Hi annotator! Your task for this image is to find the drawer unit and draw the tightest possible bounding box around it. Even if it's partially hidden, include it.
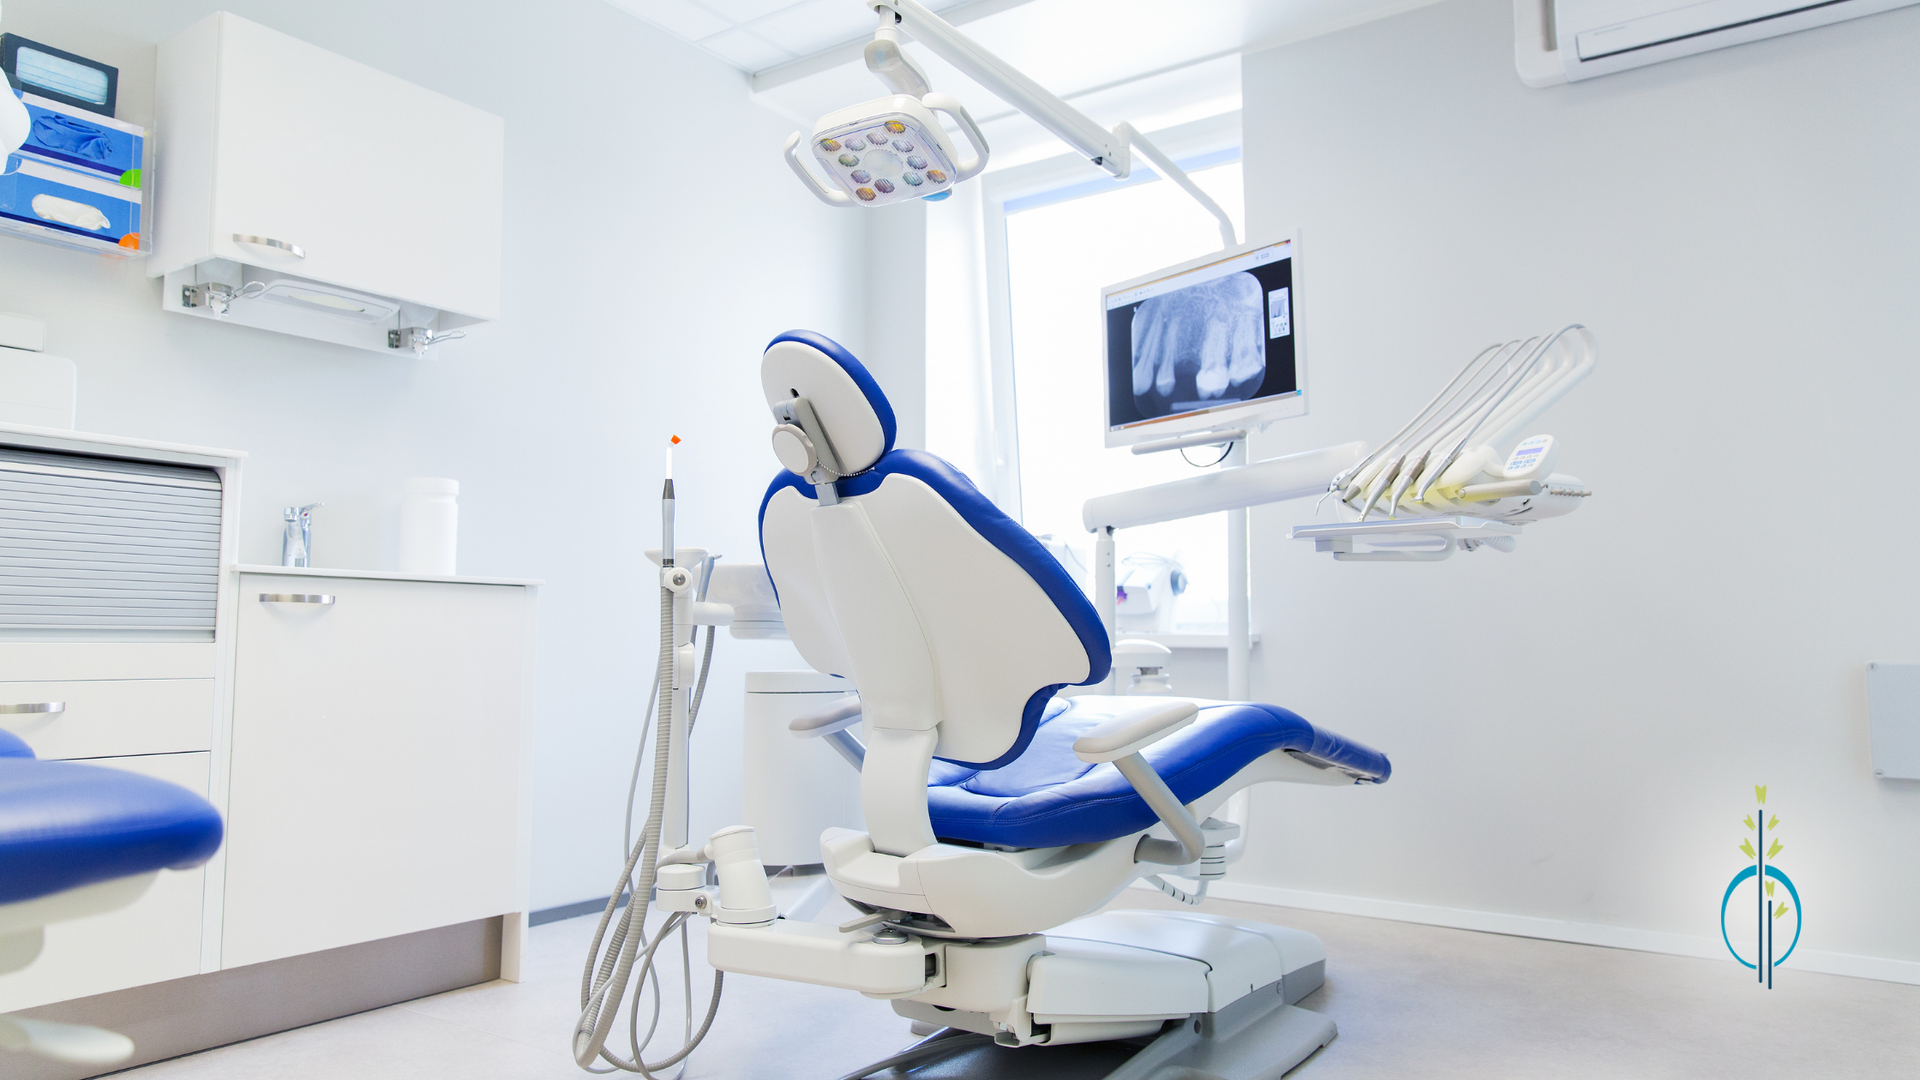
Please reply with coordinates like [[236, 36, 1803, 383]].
[[0, 425, 240, 1014], [0, 678, 214, 759], [0, 751, 211, 1013], [0, 641, 217, 681]]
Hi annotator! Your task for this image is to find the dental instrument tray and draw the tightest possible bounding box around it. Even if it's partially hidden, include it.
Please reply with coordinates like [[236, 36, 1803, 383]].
[[1291, 515, 1522, 561]]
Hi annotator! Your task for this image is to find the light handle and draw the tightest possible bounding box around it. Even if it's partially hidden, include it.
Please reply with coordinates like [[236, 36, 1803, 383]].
[[921, 93, 988, 182], [783, 132, 853, 207]]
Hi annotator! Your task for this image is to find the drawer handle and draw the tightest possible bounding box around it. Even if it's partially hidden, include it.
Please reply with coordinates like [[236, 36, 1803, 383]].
[[232, 234, 306, 259], [0, 702, 64, 715], [260, 593, 335, 605]]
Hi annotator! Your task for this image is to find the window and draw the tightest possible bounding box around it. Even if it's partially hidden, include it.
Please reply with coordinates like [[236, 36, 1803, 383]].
[[1003, 160, 1246, 634]]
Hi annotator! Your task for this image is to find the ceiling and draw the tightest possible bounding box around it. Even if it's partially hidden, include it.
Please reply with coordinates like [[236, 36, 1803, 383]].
[[603, 0, 978, 73], [606, 0, 1442, 168]]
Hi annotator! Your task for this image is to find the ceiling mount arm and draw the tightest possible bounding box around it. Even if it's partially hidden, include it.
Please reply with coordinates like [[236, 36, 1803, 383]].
[[1113, 122, 1238, 250], [870, 1, 1237, 248], [870, 0, 1126, 177], [865, 10, 932, 98]]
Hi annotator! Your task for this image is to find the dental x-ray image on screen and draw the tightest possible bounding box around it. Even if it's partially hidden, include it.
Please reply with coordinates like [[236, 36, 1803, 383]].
[[1103, 238, 1300, 445], [1130, 271, 1266, 416]]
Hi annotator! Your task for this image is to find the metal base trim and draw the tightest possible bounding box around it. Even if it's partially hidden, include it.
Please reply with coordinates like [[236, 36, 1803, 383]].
[[2, 917, 501, 1080]]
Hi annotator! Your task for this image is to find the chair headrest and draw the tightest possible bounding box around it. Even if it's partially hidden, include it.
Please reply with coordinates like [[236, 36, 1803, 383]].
[[762, 331, 897, 477]]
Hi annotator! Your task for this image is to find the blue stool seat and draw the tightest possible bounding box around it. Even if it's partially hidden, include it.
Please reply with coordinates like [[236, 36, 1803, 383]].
[[0, 730, 31, 759], [927, 698, 1391, 850], [0, 738, 224, 906]]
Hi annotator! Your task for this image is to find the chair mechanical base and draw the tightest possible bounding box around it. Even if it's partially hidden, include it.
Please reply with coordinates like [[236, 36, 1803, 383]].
[[868, 991, 1335, 1080]]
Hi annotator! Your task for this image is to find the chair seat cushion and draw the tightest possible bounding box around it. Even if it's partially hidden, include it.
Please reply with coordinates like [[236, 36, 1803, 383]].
[[0, 759, 224, 905], [926, 696, 1390, 850]]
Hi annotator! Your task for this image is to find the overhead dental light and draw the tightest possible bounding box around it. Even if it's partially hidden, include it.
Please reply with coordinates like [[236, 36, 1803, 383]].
[[785, 10, 986, 207], [0, 6, 30, 159], [791, 92, 985, 206], [784, 0, 1239, 249]]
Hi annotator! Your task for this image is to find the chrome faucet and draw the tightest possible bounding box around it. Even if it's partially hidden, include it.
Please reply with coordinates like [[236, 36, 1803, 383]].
[[282, 503, 322, 567]]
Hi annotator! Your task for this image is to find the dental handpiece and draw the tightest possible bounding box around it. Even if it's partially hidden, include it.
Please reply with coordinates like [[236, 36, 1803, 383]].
[[1346, 339, 1520, 508], [662, 438, 677, 567]]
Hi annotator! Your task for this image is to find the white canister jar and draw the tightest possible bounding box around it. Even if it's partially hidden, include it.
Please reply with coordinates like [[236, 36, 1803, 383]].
[[398, 477, 459, 576]]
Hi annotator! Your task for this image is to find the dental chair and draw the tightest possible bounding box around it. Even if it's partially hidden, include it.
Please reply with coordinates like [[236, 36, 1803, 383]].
[[705, 331, 1390, 1080], [0, 729, 224, 1066]]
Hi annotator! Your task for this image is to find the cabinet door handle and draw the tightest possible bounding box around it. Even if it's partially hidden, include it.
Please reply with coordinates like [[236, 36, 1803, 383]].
[[260, 593, 335, 605], [232, 234, 306, 259], [0, 702, 64, 715]]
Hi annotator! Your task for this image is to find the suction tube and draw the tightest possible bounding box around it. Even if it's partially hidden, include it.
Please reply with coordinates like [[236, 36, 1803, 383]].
[[573, 474, 724, 1075]]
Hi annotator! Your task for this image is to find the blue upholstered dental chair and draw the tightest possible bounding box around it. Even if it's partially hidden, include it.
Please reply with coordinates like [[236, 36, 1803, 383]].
[[752, 331, 1389, 1078], [0, 729, 224, 1065]]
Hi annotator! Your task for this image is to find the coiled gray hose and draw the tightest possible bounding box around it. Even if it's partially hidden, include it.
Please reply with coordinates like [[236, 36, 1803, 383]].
[[579, 557, 728, 1076], [573, 575, 679, 1069]]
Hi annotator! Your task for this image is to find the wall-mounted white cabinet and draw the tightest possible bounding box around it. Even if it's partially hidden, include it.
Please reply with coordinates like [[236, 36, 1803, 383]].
[[151, 12, 503, 354]]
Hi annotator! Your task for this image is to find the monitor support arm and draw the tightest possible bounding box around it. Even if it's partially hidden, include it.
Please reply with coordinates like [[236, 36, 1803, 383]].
[[869, 0, 1238, 249], [1113, 121, 1238, 249]]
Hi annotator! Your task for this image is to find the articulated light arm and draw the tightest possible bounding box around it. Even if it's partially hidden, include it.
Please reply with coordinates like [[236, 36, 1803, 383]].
[[1114, 121, 1238, 249], [872, 0, 1122, 173], [870, 0, 1237, 248]]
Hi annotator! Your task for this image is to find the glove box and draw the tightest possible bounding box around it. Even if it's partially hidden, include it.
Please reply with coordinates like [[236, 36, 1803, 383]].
[[0, 155, 142, 252], [13, 93, 144, 185]]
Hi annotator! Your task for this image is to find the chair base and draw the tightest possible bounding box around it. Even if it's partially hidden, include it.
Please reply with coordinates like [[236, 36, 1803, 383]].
[[861, 995, 1335, 1080], [877, 909, 1334, 1078]]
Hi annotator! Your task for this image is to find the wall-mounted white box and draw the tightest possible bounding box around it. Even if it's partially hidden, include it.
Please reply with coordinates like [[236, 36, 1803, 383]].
[[151, 12, 503, 355], [1867, 662, 1920, 780]]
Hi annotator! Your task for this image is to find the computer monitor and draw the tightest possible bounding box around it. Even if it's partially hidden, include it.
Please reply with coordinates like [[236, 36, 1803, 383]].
[[1101, 233, 1304, 449]]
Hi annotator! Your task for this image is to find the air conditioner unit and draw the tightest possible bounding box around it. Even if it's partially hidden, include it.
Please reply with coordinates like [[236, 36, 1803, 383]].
[[1514, 0, 1919, 86]]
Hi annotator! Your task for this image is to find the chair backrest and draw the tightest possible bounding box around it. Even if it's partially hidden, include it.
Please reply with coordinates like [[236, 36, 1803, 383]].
[[757, 332, 1109, 769]]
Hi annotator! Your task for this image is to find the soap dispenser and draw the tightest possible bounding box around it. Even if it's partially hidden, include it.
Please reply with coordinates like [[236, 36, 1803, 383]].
[[282, 503, 321, 567]]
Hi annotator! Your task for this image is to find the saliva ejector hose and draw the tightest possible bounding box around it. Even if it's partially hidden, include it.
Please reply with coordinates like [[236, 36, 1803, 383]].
[[574, 438, 725, 1077]]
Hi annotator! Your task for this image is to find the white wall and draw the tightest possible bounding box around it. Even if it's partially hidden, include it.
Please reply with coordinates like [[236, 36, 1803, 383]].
[[0, 0, 891, 910], [861, 200, 927, 450], [1235, 0, 1920, 971]]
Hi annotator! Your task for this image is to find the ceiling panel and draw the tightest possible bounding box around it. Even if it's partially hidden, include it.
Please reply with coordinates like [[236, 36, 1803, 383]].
[[699, 25, 797, 69], [750, 0, 882, 57], [607, 0, 975, 75], [604, 0, 1442, 166], [604, 0, 733, 41]]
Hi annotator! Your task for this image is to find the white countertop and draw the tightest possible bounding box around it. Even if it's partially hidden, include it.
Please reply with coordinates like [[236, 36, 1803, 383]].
[[232, 564, 543, 588], [0, 421, 246, 467]]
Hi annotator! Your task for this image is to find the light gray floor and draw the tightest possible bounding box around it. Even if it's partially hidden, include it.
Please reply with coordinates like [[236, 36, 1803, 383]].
[[116, 892, 1920, 1080]]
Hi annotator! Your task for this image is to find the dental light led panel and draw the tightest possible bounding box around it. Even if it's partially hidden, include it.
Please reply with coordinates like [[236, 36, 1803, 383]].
[[785, 92, 985, 207]]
